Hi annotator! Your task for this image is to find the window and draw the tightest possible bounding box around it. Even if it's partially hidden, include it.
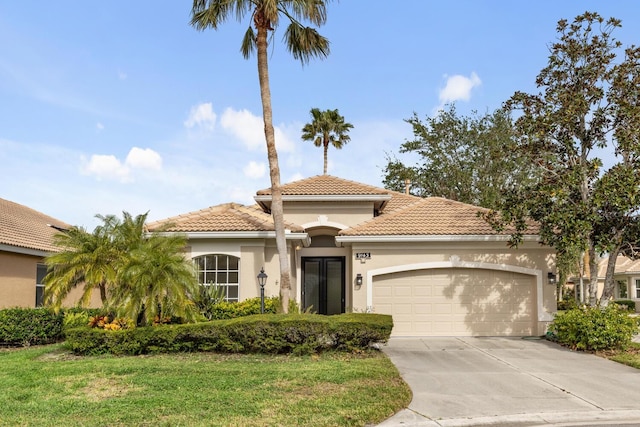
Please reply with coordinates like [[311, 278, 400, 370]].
[[194, 254, 240, 302], [617, 280, 628, 299], [36, 264, 47, 307], [635, 279, 640, 299]]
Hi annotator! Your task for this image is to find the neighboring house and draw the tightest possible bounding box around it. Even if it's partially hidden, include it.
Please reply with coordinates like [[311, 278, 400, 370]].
[[570, 256, 640, 308], [0, 198, 69, 308], [0, 198, 102, 309], [148, 175, 556, 337]]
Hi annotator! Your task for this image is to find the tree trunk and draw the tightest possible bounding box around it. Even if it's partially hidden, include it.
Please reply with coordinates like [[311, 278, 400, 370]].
[[587, 243, 599, 307], [99, 282, 107, 304], [255, 13, 291, 313], [600, 245, 621, 306], [323, 141, 328, 174]]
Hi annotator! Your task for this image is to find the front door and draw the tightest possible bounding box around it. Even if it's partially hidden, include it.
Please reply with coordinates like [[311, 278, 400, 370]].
[[302, 257, 345, 315]]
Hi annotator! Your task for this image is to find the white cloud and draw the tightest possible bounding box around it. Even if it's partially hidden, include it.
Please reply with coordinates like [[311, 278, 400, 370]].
[[220, 107, 296, 153], [82, 154, 131, 182], [184, 102, 217, 130], [439, 72, 482, 104], [82, 147, 162, 182], [243, 161, 266, 179], [96, 122, 104, 132], [117, 70, 127, 80], [126, 147, 162, 171]]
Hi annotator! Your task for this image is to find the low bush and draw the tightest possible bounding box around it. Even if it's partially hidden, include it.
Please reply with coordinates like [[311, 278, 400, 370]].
[[0, 308, 64, 346], [549, 304, 639, 351], [65, 313, 393, 356], [557, 299, 577, 311]]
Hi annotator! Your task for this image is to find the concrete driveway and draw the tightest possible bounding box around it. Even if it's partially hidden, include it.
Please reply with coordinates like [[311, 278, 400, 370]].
[[378, 337, 640, 427]]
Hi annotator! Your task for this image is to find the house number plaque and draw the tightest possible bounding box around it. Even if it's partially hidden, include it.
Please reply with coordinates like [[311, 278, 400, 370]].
[[355, 252, 371, 260]]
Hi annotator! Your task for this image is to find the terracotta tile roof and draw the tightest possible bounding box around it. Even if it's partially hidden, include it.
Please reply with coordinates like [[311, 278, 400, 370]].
[[256, 175, 391, 196], [380, 190, 422, 214], [339, 197, 540, 236], [0, 198, 70, 253], [146, 203, 304, 233]]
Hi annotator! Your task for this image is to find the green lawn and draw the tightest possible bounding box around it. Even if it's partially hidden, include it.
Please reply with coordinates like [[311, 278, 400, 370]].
[[599, 342, 640, 369], [0, 344, 410, 427]]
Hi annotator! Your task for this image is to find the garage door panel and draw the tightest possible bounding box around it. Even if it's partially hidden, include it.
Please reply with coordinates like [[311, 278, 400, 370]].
[[372, 268, 534, 337]]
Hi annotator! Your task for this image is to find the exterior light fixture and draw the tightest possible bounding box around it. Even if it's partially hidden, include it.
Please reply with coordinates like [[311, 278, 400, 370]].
[[257, 267, 268, 313], [548, 272, 557, 285], [356, 273, 363, 286]]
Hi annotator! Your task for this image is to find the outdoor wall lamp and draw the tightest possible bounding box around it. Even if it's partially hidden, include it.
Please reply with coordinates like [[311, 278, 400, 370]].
[[355, 273, 363, 286], [257, 267, 268, 313], [548, 272, 557, 285]]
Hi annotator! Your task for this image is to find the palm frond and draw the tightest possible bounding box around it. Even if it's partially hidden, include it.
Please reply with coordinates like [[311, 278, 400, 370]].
[[283, 22, 330, 64]]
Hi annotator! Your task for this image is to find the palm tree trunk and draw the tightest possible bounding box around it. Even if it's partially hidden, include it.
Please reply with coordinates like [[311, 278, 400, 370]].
[[256, 13, 291, 313], [323, 141, 328, 174]]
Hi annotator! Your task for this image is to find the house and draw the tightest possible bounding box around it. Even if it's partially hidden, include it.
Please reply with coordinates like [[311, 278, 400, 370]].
[[0, 198, 69, 308], [569, 256, 640, 309], [148, 175, 556, 337]]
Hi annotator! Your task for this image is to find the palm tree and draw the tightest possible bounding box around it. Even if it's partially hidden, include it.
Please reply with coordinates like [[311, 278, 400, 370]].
[[112, 232, 200, 326], [190, 0, 332, 312], [44, 217, 122, 310], [44, 212, 199, 325], [301, 108, 353, 174]]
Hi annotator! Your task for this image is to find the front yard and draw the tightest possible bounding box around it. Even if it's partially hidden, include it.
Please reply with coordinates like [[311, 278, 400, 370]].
[[0, 344, 410, 427]]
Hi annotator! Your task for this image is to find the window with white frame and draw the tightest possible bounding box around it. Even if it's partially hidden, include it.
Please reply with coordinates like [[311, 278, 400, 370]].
[[635, 278, 640, 299], [193, 254, 239, 302], [36, 263, 47, 307]]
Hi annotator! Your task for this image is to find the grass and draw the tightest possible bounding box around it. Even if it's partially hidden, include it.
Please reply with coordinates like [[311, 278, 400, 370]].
[[0, 344, 411, 427], [598, 342, 640, 369]]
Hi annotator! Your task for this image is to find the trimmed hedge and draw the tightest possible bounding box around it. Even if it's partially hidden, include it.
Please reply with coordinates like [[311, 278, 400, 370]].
[[0, 308, 64, 346], [65, 313, 393, 356], [610, 299, 636, 312]]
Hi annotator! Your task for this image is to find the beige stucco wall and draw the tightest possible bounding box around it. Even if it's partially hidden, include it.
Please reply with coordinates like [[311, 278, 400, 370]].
[[283, 201, 375, 230], [0, 251, 40, 308]]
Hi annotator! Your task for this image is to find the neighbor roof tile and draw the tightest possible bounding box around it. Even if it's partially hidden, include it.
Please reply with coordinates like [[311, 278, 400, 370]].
[[0, 198, 70, 253]]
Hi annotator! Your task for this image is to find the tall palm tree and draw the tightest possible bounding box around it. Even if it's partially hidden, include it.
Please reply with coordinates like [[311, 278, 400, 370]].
[[301, 108, 353, 174], [191, 0, 332, 312]]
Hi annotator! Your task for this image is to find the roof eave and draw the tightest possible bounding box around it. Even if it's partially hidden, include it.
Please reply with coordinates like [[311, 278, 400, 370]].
[[154, 231, 309, 240], [0, 243, 51, 257], [335, 234, 541, 243]]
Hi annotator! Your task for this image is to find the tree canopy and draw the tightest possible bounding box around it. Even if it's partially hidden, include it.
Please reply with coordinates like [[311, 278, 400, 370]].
[[487, 12, 640, 305], [383, 104, 536, 209]]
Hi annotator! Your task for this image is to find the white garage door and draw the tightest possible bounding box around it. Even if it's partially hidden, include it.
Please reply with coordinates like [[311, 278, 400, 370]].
[[373, 268, 535, 337]]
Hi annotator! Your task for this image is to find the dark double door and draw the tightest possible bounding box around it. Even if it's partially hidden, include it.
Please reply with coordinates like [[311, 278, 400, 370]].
[[302, 257, 345, 315]]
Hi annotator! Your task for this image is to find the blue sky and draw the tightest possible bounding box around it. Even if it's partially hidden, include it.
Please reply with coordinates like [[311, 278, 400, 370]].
[[1, 1, 638, 229]]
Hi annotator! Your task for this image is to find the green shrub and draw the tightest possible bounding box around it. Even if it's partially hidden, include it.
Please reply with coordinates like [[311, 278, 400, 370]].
[[549, 304, 639, 351], [610, 299, 636, 312], [65, 313, 393, 356], [0, 308, 64, 346], [557, 299, 577, 311], [62, 311, 90, 333], [206, 297, 279, 320]]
